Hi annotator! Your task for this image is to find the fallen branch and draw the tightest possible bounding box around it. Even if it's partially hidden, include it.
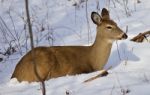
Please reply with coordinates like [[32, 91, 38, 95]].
[[131, 31, 150, 42], [84, 67, 112, 83]]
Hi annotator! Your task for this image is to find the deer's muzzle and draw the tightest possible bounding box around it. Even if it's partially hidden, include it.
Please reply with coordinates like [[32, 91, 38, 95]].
[[121, 33, 128, 39]]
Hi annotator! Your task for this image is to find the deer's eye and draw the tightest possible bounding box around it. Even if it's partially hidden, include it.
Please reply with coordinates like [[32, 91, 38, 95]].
[[106, 26, 112, 29]]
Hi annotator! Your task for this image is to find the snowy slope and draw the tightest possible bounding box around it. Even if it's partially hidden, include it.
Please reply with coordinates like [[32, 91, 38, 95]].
[[0, 0, 150, 95]]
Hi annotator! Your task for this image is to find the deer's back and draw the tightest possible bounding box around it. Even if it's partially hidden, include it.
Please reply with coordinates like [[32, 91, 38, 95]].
[[11, 46, 94, 82]]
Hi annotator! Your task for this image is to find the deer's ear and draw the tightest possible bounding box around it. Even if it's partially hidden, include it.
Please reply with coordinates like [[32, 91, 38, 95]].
[[91, 12, 101, 25], [101, 8, 110, 20]]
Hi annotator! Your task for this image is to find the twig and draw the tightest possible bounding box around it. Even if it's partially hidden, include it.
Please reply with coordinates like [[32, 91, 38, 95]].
[[84, 67, 112, 83], [96, 0, 100, 12], [85, 0, 92, 44], [25, 0, 46, 95], [131, 31, 150, 42], [8, 9, 22, 55], [66, 91, 70, 95], [116, 41, 122, 61]]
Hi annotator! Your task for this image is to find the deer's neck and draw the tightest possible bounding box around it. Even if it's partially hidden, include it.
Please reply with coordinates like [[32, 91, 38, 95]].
[[90, 30, 113, 70]]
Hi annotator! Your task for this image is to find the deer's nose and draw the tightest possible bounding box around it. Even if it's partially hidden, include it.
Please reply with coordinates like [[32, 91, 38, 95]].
[[122, 33, 128, 39]]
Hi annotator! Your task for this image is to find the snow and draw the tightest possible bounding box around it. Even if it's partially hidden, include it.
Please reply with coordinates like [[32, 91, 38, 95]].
[[0, 0, 150, 95]]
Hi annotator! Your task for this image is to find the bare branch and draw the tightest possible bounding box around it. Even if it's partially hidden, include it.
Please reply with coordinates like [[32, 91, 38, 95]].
[[84, 67, 112, 83], [25, 0, 46, 95], [131, 31, 150, 42], [84, 70, 109, 83]]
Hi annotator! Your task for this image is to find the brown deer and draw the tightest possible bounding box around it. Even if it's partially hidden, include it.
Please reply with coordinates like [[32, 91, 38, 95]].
[[11, 8, 127, 82]]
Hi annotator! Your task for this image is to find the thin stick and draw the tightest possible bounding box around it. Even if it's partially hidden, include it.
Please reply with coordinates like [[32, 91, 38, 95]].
[[84, 67, 112, 83], [25, 0, 46, 95], [85, 0, 92, 44], [116, 41, 121, 61], [131, 31, 150, 42]]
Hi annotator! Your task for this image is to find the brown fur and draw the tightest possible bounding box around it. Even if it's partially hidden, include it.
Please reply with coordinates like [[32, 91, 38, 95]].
[[11, 8, 128, 82]]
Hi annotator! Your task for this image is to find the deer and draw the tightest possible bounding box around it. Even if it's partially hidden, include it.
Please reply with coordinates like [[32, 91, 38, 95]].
[[11, 8, 128, 82]]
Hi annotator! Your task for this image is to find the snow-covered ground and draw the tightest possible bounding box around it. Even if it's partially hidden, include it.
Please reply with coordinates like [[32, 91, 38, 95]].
[[0, 0, 150, 95]]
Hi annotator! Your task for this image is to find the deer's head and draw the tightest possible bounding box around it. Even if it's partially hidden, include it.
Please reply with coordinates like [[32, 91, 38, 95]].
[[91, 8, 128, 42]]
